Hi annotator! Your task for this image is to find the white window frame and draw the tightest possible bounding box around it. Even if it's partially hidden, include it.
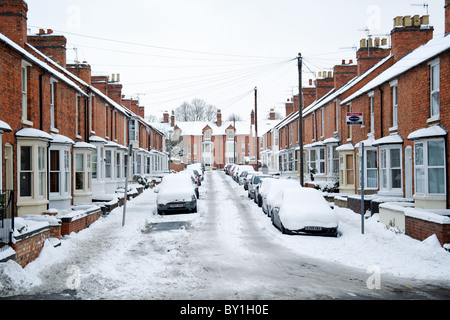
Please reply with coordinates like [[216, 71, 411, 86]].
[[390, 79, 398, 130], [308, 146, 325, 175], [326, 144, 339, 177], [204, 130, 211, 140], [429, 58, 440, 120], [49, 146, 72, 199], [21, 60, 32, 125], [379, 145, 402, 194], [50, 78, 58, 131], [17, 140, 48, 203], [365, 148, 378, 189], [74, 149, 92, 194], [414, 139, 446, 196]]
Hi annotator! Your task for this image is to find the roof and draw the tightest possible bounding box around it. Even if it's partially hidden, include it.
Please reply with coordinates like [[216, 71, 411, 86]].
[[0, 32, 88, 97], [342, 34, 450, 104]]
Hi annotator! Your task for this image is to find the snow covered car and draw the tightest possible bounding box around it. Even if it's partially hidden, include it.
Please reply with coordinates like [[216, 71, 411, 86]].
[[271, 187, 338, 237], [248, 174, 272, 199], [155, 173, 197, 215], [235, 165, 255, 183], [261, 179, 301, 216]]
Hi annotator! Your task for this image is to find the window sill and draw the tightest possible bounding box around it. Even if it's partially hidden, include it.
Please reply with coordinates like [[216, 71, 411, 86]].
[[427, 115, 440, 124], [21, 119, 34, 127], [389, 126, 398, 133]]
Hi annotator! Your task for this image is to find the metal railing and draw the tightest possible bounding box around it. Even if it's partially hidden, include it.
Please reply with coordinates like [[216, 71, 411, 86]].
[[0, 190, 14, 245]]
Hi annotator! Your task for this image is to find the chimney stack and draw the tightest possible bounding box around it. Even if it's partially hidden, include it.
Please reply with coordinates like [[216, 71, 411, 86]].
[[0, 0, 28, 47], [269, 108, 275, 120], [28, 30, 68, 68], [390, 15, 433, 62], [251, 109, 255, 125], [356, 38, 390, 76], [67, 62, 92, 85], [333, 61, 357, 90], [171, 110, 175, 127], [314, 72, 334, 100], [163, 111, 169, 123], [217, 109, 222, 127]]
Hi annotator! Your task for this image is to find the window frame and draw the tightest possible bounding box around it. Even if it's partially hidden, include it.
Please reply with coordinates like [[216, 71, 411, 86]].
[[429, 58, 440, 120], [414, 138, 446, 196], [379, 144, 403, 193]]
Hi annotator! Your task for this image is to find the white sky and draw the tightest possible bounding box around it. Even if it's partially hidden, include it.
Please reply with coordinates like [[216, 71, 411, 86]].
[[26, 0, 445, 122]]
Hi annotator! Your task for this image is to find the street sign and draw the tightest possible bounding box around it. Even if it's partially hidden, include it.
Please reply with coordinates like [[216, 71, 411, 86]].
[[346, 112, 363, 125]]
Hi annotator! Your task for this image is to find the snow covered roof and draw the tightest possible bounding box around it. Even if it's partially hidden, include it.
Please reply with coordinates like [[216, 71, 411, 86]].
[[50, 133, 74, 145], [73, 141, 96, 149], [0, 33, 87, 97], [407, 125, 447, 140], [336, 143, 354, 151], [15, 128, 53, 140], [0, 120, 12, 132], [342, 35, 450, 104], [175, 120, 251, 136], [355, 134, 376, 148], [373, 133, 403, 146], [89, 135, 108, 143]]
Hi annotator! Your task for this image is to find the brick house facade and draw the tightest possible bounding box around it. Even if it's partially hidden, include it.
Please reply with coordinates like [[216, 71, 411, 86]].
[[261, 3, 449, 214], [0, 0, 167, 254]]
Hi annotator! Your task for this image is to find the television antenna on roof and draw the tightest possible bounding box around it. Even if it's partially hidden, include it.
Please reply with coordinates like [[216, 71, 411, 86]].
[[411, 3, 429, 15]]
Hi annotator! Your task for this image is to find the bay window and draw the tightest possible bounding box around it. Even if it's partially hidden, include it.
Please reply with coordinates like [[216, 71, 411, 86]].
[[414, 139, 445, 195], [379, 145, 402, 193]]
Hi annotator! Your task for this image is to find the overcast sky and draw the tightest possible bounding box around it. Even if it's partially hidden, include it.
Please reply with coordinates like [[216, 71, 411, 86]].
[[26, 0, 445, 122]]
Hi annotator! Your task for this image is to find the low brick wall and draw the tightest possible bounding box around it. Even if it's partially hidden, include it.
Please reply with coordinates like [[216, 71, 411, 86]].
[[405, 215, 450, 246], [12, 227, 51, 268], [60, 208, 102, 236], [347, 196, 372, 215]]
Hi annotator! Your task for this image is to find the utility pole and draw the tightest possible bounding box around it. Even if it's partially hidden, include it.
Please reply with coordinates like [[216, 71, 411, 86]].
[[298, 53, 304, 187], [233, 116, 236, 164], [254, 87, 259, 171]]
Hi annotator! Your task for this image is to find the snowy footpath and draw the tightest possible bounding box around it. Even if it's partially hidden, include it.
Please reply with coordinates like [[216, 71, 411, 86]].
[[1, 171, 450, 299]]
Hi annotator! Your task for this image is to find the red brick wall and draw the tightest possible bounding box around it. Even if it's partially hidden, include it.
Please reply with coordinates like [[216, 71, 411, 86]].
[[391, 25, 433, 62], [12, 228, 51, 267], [406, 216, 450, 246], [0, 0, 28, 48], [61, 210, 101, 236]]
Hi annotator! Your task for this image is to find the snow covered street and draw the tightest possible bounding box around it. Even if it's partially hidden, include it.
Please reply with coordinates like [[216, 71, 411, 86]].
[[1, 170, 450, 300]]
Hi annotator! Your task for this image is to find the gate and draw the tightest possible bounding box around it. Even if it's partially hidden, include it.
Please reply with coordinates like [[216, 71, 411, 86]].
[[0, 190, 14, 244]]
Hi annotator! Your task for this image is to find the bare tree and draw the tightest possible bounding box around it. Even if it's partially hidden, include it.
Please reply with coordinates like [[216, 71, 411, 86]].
[[227, 113, 242, 121], [175, 98, 217, 122]]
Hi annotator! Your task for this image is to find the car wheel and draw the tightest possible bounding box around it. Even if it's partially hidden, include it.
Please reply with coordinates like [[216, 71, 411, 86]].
[[192, 206, 197, 213], [248, 192, 250, 198], [257, 195, 262, 207], [157, 209, 163, 215]]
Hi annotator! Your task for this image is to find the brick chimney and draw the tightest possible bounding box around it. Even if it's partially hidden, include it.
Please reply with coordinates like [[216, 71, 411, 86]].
[[285, 100, 293, 117], [67, 62, 92, 85], [314, 72, 334, 100], [217, 109, 222, 127], [356, 39, 391, 76], [138, 105, 145, 118], [333, 61, 357, 89], [269, 108, 275, 120], [163, 111, 169, 123], [28, 30, 67, 67], [251, 110, 255, 125], [91, 75, 108, 94], [0, 0, 28, 47], [302, 87, 316, 108], [171, 110, 175, 127], [446, 1, 450, 35], [390, 15, 433, 62]]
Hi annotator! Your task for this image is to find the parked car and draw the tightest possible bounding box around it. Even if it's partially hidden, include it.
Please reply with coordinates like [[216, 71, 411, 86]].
[[271, 187, 338, 237], [183, 170, 200, 198], [155, 173, 197, 215], [261, 179, 301, 216], [234, 165, 255, 183], [186, 163, 203, 181], [243, 173, 254, 191], [248, 174, 272, 199]]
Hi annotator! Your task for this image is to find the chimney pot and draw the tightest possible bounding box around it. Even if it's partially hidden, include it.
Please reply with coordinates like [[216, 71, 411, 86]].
[[394, 16, 404, 27], [47, 29, 53, 34]]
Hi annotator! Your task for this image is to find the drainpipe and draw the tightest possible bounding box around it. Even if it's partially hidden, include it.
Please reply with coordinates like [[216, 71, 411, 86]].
[[85, 87, 91, 142], [39, 70, 47, 130], [378, 85, 383, 137]]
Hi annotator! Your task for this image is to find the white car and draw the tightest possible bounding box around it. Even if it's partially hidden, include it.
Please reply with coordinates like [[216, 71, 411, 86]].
[[271, 187, 338, 237], [155, 173, 197, 215], [248, 174, 272, 199], [261, 179, 301, 216]]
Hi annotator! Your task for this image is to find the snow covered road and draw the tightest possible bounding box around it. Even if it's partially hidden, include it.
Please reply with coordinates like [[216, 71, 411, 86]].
[[1, 170, 450, 299]]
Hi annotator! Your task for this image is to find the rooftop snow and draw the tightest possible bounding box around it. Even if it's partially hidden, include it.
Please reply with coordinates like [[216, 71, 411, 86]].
[[407, 125, 447, 140]]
